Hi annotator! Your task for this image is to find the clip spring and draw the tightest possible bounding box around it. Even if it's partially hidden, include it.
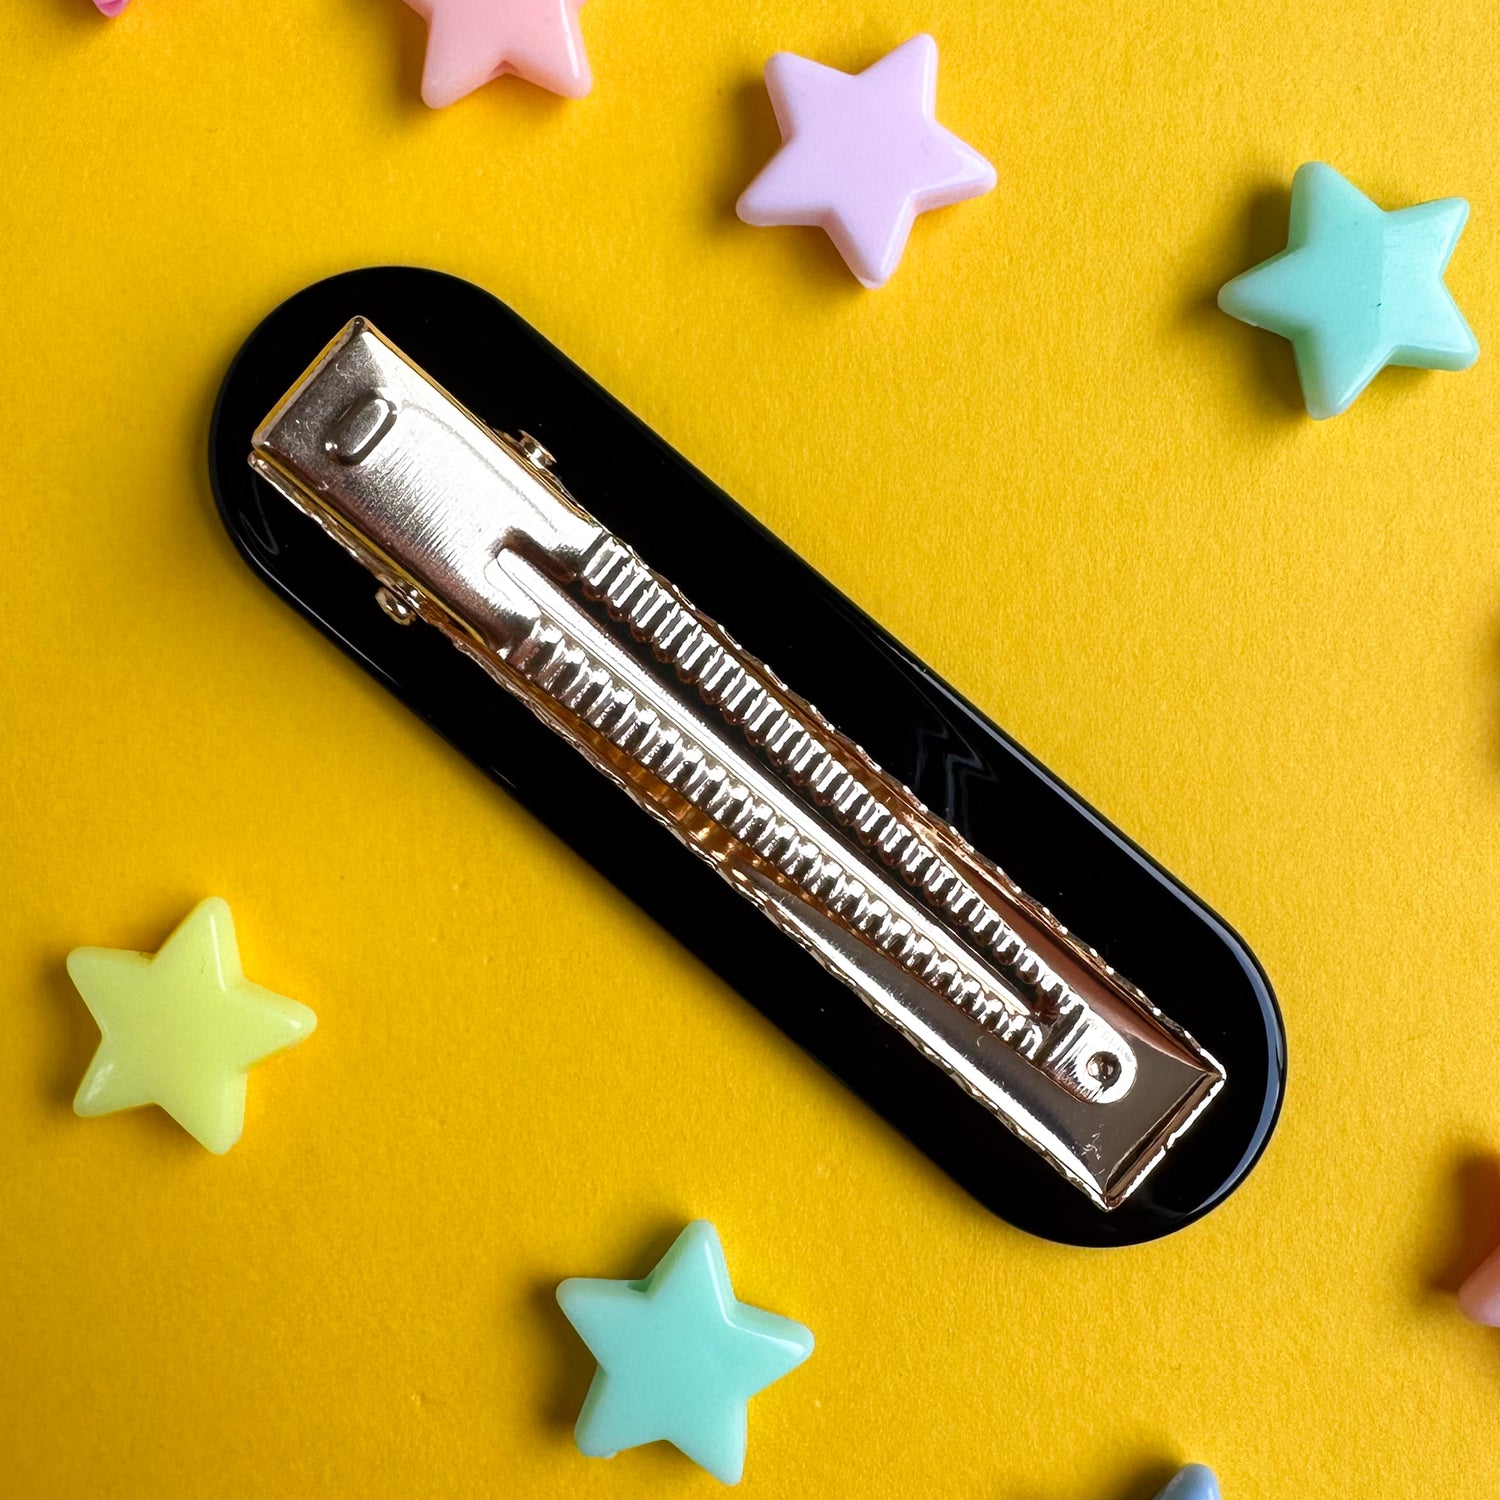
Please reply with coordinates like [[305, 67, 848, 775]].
[[249, 316, 1226, 1210]]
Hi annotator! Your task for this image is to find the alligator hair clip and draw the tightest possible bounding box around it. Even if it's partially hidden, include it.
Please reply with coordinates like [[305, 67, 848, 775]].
[[211, 269, 1284, 1245]]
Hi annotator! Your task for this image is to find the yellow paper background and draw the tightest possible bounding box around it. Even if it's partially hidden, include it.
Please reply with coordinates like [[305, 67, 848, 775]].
[[2, 0, 1499, 1495]]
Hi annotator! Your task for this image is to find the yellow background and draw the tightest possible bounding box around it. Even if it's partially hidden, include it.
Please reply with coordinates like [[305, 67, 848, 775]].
[[2, 0, 1498, 1495]]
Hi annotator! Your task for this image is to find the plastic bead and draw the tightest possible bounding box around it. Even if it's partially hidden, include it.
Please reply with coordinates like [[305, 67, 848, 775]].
[[1218, 162, 1477, 418], [557, 1221, 813, 1483], [69, 898, 316, 1153], [737, 35, 995, 289], [401, 0, 591, 107]]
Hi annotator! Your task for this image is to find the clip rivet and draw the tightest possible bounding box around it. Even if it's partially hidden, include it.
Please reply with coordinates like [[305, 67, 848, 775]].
[[375, 585, 417, 625], [1087, 1052, 1121, 1086], [514, 431, 556, 470]]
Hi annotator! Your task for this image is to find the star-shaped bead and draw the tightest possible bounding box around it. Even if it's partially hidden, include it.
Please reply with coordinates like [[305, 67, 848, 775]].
[[69, 898, 316, 1154], [737, 35, 996, 289], [401, 0, 591, 108], [94, 1, 130, 14], [556, 1220, 813, 1484], [1218, 162, 1478, 418], [1154, 1466, 1220, 1500], [1457, 1241, 1500, 1324]]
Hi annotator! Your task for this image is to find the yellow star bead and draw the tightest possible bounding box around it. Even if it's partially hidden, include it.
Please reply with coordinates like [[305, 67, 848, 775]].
[[68, 898, 316, 1153]]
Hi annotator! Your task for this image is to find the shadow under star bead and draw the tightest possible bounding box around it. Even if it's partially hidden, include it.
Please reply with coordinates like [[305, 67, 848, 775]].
[[1154, 1465, 1221, 1500], [68, 897, 316, 1154], [736, 35, 996, 289], [401, 0, 591, 108], [556, 1220, 813, 1484], [1217, 161, 1478, 419]]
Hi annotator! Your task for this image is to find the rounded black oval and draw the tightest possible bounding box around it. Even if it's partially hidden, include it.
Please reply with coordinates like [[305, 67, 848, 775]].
[[211, 267, 1287, 1247]]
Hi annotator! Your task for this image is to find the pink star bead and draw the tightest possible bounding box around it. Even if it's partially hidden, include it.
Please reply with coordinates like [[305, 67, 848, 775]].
[[402, 0, 591, 108], [94, 0, 130, 14], [1459, 1243, 1500, 1325], [737, 35, 996, 289]]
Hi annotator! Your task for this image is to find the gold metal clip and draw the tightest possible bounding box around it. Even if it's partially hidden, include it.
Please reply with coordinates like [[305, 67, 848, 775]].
[[249, 317, 1226, 1209]]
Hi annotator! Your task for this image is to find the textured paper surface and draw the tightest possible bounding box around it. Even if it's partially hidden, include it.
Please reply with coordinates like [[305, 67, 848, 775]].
[[1, 2, 1499, 1496]]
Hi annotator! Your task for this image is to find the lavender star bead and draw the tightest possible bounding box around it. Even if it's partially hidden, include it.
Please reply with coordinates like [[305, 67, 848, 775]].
[[736, 35, 996, 289]]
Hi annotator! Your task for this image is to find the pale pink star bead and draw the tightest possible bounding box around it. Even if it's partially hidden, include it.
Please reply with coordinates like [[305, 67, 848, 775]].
[[1459, 1243, 1500, 1325], [402, 0, 591, 107], [94, 0, 130, 14], [737, 35, 996, 288]]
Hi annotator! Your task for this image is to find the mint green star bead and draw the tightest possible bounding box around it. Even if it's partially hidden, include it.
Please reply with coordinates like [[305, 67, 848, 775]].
[[1218, 161, 1478, 418], [556, 1221, 813, 1484]]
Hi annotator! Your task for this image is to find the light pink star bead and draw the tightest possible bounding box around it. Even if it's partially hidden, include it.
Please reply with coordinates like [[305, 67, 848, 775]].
[[402, 0, 591, 108], [737, 35, 996, 288], [94, 0, 130, 15], [1459, 1244, 1500, 1325]]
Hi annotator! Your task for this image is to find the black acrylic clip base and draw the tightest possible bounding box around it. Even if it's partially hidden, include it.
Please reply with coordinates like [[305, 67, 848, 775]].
[[209, 267, 1285, 1246]]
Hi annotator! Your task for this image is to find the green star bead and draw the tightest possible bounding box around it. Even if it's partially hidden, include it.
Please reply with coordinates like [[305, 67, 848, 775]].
[[68, 897, 316, 1154], [1218, 161, 1478, 418], [557, 1221, 814, 1484]]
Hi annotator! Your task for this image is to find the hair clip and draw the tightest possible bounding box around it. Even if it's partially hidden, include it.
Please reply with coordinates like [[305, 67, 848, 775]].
[[211, 269, 1285, 1245]]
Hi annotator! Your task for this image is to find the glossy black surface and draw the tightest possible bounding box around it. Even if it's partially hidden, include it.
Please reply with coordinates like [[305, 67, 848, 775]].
[[209, 267, 1285, 1245]]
